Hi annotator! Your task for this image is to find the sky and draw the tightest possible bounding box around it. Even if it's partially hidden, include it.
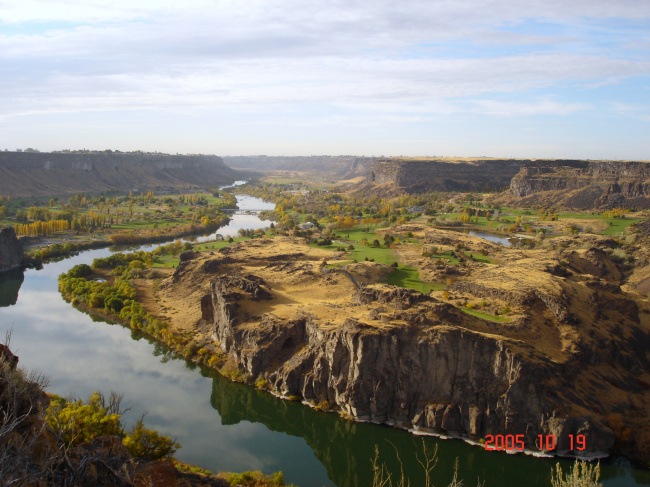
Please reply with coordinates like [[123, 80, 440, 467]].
[[1, 0, 649, 159]]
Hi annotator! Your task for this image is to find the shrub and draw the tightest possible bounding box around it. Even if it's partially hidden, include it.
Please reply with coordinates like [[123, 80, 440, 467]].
[[184, 341, 200, 358], [123, 418, 180, 461], [550, 461, 601, 487], [47, 392, 123, 446], [66, 264, 92, 278]]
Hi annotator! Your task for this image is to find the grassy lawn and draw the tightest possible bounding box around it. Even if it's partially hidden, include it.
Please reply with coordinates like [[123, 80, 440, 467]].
[[386, 266, 446, 293], [151, 256, 180, 268], [465, 252, 493, 264], [602, 218, 643, 235], [460, 307, 512, 322], [335, 225, 383, 243]]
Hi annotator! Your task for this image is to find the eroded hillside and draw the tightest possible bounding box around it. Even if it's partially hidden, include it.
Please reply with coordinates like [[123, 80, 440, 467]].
[[0, 152, 241, 197]]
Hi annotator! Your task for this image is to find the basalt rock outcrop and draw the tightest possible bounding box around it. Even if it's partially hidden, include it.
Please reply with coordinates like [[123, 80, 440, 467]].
[[510, 160, 650, 198], [366, 157, 650, 209], [204, 272, 622, 457], [367, 158, 525, 193], [0, 226, 24, 273], [0, 151, 241, 197]]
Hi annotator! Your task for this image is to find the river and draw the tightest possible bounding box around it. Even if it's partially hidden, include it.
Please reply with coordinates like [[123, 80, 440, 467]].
[[0, 194, 648, 487]]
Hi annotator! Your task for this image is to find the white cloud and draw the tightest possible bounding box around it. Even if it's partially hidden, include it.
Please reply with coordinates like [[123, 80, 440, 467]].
[[467, 99, 590, 116], [1, 0, 648, 157]]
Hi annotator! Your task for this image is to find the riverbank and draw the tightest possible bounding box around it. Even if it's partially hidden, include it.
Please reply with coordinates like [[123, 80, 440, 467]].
[[21, 215, 230, 264]]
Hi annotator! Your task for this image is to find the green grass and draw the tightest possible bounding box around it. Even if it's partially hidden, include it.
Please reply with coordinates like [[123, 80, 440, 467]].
[[337, 225, 384, 243], [430, 252, 460, 265], [466, 252, 493, 264], [386, 266, 445, 293], [460, 307, 512, 322], [151, 256, 180, 268], [602, 218, 643, 235]]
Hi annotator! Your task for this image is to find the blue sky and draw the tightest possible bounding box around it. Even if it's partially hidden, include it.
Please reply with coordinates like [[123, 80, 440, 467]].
[[1, 0, 649, 159]]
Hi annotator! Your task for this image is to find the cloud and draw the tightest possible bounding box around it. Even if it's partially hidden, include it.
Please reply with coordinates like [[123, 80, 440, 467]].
[[610, 102, 650, 122], [1, 0, 648, 157], [467, 99, 590, 116]]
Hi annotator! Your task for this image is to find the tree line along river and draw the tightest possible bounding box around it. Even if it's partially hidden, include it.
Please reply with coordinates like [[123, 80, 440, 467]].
[[0, 193, 648, 487]]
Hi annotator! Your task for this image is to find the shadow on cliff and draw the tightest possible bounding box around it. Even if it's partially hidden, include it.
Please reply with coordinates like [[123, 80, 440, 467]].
[[0, 268, 24, 307]]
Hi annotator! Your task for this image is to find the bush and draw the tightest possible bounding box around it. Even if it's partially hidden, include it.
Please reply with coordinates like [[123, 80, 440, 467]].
[[47, 392, 123, 446], [550, 461, 601, 487], [184, 341, 200, 358], [123, 418, 180, 461], [66, 264, 93, 278]]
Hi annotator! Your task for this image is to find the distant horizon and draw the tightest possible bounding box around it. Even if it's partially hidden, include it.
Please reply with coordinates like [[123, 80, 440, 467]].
[[3, 148, 649, 163]]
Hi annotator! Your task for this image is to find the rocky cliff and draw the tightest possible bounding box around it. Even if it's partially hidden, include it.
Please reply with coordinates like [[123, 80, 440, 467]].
[[366, 158, 526, 193], [509, 160, 650, 208], [0, 226, 24, 273], [207, 276, 616, 457], [365, 158, 650, 208], [154, 237, 650, 459], [0, 151, 241, 197]]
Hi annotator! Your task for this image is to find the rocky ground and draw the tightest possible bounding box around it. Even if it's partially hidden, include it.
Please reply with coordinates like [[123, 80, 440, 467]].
[[143, 234, 650, 465]]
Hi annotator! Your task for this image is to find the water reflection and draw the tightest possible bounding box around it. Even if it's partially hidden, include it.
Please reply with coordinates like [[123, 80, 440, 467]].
[[0, 268, 24, 307], [208, 372, 650, 487], [467, 230, 515, 247]]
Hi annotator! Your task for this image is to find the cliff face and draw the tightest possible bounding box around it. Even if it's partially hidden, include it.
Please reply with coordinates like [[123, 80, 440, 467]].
[[0, 152, 240, 197], [366, 158, 525, 193], [0, 226, 24, 273], [510, 161, 650, 198], [366, 158, 650, 208], [203, 269, 617, 457]]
